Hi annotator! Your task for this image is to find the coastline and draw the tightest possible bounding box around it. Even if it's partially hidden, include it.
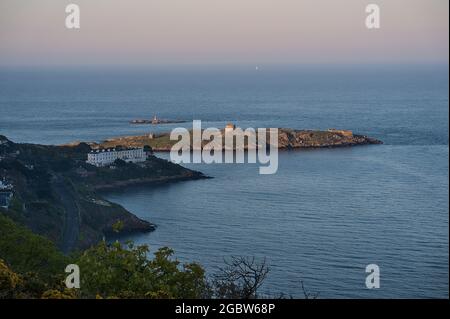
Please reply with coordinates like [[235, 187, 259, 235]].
[[0, 135, 208, 252], [1, 129, 382, 252], [94, 171, 210, 192]]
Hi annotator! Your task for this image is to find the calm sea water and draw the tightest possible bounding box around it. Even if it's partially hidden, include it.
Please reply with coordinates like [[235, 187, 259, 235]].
[[0, 65, 448, 298]]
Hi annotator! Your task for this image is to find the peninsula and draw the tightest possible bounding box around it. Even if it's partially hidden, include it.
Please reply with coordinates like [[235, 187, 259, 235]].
[[0, 135, 205, 253]]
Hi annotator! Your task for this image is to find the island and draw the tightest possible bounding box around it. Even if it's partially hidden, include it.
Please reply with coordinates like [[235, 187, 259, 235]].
[[90, 127, 382, 151]]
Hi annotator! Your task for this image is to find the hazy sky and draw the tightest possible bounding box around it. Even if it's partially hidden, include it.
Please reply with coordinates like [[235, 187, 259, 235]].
[[0, 0, 448, 66]]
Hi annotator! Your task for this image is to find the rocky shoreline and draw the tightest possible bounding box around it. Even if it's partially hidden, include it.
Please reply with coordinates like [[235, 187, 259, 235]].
[[90, 128, 382, 151], [94, 171, 208, 191], [277, 129, 382, 149]]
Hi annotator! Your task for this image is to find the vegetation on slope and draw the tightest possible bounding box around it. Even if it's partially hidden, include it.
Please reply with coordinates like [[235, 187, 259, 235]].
[[1, 214, 279, 299], [0, 136, 204, 251]]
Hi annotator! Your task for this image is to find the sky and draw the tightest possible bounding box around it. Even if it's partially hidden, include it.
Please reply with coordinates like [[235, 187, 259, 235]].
[[0, 0, 448, 66]]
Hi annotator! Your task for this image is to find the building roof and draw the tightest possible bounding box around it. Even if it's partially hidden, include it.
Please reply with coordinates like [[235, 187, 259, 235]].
[[90, 147, 143, 153]]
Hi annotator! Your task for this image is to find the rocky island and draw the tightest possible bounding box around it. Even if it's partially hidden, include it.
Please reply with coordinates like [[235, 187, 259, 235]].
[[91, 128, 382, 151]]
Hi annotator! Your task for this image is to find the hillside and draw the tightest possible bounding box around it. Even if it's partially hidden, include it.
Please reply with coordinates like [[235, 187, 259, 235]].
[[0, 135, 206, 252]]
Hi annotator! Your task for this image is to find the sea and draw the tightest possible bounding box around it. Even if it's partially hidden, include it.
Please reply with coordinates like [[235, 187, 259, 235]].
[[0, 65, 448, 298]]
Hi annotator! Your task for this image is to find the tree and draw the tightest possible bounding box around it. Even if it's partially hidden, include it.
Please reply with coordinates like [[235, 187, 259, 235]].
[[0, 214, 68, 279], [143, 145, 153, 154], [212, 256, 269, 299], [300, 280, 319, 299], [76, 241, 208, 299], [113, 159, 127, 167], [1, 213, 290, 300], [111, 220, 124, 233]]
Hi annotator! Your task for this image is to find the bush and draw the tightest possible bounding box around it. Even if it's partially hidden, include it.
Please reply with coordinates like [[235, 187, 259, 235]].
[[75, 241, 208, 299], [0, 259, 22, 299], [1, 215, 276, 299], [0, 214, 68, 279]]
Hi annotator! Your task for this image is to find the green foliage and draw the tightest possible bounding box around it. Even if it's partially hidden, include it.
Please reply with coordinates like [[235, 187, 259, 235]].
[[111, 220, 124, 233], [143, 145, 153, 153], [147, 247, 208, 299], [9, 197, 24, 213], [0, 259, 22, 298], [113, 158, 127, 167], [0, 225, 68, 296], [1, 214, 272, 300], [76, 241, 208, 299], [0, 214, 68, 279], [0, 258, 71, 299], [1, 197, 26, 224], [41, 288, 77, 299]]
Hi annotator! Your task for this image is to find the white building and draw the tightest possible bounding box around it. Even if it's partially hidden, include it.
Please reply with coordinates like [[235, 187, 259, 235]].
[[0, 180, 12, 190], [86, 147, 147, 167], [0, 180, 13, 209]]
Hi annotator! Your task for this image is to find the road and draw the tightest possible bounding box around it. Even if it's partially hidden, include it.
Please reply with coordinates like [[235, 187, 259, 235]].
[[53, 177, 80, 254]]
